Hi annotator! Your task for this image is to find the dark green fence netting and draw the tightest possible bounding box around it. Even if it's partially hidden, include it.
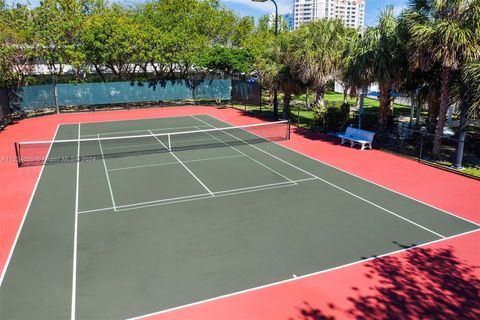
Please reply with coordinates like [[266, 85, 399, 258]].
[[58, 80, 195, 106], [193, 79, 231, 101], [6, 79, 262, 112], [231, 80, 261, 106], [0, 88, 11, 121]]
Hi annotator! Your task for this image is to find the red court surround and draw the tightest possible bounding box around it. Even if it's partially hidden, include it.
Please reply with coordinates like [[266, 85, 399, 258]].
[[0, 106, 478, 319]]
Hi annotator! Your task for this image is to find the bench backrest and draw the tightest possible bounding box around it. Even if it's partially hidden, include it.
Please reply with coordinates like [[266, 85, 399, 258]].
[[345, 127, 375, 143]]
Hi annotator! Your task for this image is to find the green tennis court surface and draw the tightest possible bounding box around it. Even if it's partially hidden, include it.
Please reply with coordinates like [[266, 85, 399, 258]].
[[1, 115, 478, 319]]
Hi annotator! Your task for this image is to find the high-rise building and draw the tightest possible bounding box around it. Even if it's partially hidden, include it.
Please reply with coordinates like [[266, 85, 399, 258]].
[[282, 13, 295, 31], [292, 0, 365, 32], [268, 12, 295, 31]]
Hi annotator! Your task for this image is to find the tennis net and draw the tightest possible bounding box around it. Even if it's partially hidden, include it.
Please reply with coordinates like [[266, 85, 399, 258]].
[[15, 121, 290, 167]]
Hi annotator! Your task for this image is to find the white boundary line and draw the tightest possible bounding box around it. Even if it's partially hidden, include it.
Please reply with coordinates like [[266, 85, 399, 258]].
[[0, 125, 60, 288], [129, 228, 479, 320], [191, 124, 297, 185], [78, 178, 316, 214], [108, 154, 246, 172], [114, 181, 305, 212], [97, 134, 117, 211], [71, 123, 80, 320], [113, 181, 303, 212], [191, 116, 447, 238], [148, 130, 214, 197], [81, 125, 211, 138]]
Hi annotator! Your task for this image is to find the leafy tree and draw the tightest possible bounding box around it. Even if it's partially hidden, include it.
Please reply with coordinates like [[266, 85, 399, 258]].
[[196, 45, 253, 76], [0, 3, 36, 87], [82, 3, 147, 81], [32, 0, 92, 78]]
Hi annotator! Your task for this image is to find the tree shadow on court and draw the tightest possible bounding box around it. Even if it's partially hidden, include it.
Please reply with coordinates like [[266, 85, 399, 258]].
[[290, 245, 480, 320]]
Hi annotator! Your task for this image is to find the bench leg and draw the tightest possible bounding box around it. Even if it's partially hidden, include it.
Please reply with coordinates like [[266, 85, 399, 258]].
[[360, 143, 366, 150], [350, 140, 355, 148]]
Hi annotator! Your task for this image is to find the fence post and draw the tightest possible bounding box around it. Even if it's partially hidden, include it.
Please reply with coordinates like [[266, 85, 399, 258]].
[[53, 77, 59, 114], [419, 133, 425, 161], [297, 105, 300, 126]]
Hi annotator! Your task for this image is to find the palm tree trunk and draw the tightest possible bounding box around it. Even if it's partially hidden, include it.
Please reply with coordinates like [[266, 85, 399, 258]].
[[426, 87, 440, 134], [314, 85, 325, 107], [343, 87, 348, 104], [432, 68, 453, 157], [378, 82, 391, 139]]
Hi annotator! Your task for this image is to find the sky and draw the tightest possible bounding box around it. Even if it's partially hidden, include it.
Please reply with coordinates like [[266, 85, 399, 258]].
[[21, 0, 409, 28], [221, 0, 408, 27]]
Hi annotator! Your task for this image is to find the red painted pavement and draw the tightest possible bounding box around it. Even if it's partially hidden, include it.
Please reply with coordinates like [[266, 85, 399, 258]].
[[0, 106, 478, 319]]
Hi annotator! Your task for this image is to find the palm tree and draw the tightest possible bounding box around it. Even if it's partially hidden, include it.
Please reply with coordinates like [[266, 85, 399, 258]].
[[288, 19, 348, 108], [255, 31, 302, 119], [342, 7, 405, 138], [402, 0, 480, 156]]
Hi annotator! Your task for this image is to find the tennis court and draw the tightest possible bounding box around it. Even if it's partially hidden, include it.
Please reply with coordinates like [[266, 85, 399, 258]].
[[1, 114, 478, 319]]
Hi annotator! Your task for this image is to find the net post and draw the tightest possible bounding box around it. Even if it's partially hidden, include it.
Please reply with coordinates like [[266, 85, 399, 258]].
[[14, 142, 22, 167], [168, 134, 172, 151], [287, 120, 291, 140]]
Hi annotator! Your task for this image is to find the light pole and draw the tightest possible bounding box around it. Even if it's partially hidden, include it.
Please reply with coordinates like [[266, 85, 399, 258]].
[[252, 0, 279, 119]]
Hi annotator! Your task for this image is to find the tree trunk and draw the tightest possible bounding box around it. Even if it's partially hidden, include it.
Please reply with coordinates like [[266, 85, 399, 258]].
[[283, 92, 291, 120], [94, 65, 106, 82], [343, 87, 348, 104], [314, 84, 325, 107], [426, 87, 440, 134], [377, 82, 391, 139], [432, 68, 453, 157]]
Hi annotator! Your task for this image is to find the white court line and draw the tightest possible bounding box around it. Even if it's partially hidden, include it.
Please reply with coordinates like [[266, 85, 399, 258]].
[[148, 130, 214, 197], [78, 177, 316, 214], [129, 228, 480, 320], [0, 125, 60, 287], [191, 116, 447, 239], [192, 125, 297, 185], [71, 123, 80, 320], [211, 115, 480, 228], [97, 134, 117, 211], [81, 125, 211, 138], [108, 154, 246, 172], [115, 180, 305, 212]]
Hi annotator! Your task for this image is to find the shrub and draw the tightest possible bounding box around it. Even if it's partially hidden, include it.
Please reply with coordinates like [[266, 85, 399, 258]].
[[315, 102, 351, 132]]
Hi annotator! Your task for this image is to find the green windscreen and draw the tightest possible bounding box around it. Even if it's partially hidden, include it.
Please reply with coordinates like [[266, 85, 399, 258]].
[[13, 79, 242, 111]]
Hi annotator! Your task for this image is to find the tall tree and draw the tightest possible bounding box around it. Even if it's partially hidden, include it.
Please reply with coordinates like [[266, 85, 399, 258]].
[[288, 19, 349, 108], [343, 7, 405, 137], [402, 0, 480, 156]]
